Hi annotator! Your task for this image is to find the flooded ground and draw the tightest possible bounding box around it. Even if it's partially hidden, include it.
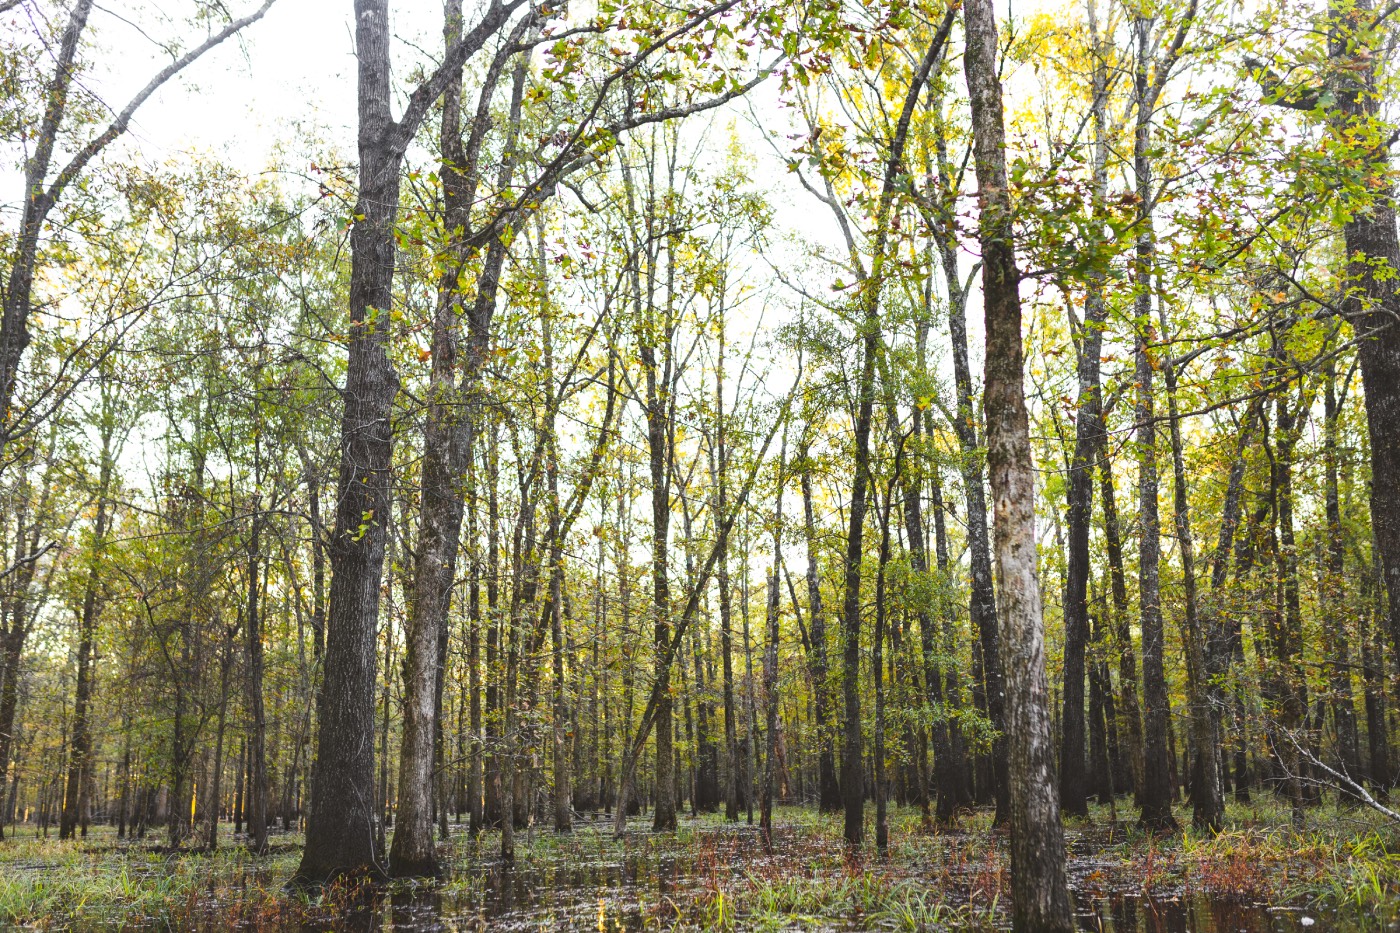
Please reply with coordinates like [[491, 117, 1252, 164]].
[[284, 816, 1400, 932], [3, 807, 1398, 930]]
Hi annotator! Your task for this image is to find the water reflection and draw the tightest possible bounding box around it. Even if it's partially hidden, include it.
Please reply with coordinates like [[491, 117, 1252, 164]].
[[77, 821, 1397, 931], [1075, 892, 1399, 933], [320, 857, 1396, 932]]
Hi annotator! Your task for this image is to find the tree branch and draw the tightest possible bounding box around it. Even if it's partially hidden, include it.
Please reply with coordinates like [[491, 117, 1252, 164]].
[[392, 0, 533, 152], [44, 0, 279, 209]]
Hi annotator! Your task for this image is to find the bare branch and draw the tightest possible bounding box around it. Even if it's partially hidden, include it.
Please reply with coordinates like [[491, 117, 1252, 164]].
[[44, 0, 278, 208]]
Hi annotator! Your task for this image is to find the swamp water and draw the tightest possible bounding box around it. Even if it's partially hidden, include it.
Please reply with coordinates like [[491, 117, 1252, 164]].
[[16, 819, 1400, 931], [287, 866, 1400, 932]]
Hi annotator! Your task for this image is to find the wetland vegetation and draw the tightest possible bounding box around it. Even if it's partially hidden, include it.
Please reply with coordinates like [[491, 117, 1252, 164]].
[[2, 805, 1399, 930]]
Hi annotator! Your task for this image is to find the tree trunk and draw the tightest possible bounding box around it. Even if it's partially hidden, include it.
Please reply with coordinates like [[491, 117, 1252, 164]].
[[1323, 360, 1364, 793], [298, 0, 405, 882], [246, 523, 270, 855], [933, 171, 1008, 826], [873, 481, 896, 856], [742, 527, 758, 825], [205, 631, 233, 850], [760, 458, 784, 847], [800, 448, 841, 813], [1131, 13, 1177, 831], [645, 347, 675, 833], [712, 330, 741, 824], [1271, 382, 1309, 828], [1058, 0, 1112, 815], [1098, 448, 1142, 799], [62, 390, 114, 840], [1159, 328, 1223, 831], [839, 284, 874, 850], [833, 8, 956, 849], [466, 427, 484, 834], [964, 0, 1073, 924], [1323, 0, 1400, 698], [929, 467, 970, 817], [1362, 543, 1391, 791]]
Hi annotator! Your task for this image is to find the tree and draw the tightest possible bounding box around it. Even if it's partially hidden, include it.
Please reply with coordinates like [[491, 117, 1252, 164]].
[[0, 0, 277, 461], [963, 0, 1073, 926]]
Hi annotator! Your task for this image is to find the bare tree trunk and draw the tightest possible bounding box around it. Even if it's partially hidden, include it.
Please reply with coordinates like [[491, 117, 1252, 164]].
[[62, 381, 115, 840], [377, 541, 396, 856], [1271, 382, 1309, 828], [245, 481, 270, 855], [466, 428, 484, 835], [1098, 448, 1142, 799], [1088, 610, 1116, 806], [839, 267, 874, 851], [392, 3, 533, 870], [632, 160, 678, 832], [205, 630, 234, 850], [742, 527, 758, 825], [761, 440, 785, 848], [0, 457, 58, 842], [299, 0, 527, 882], [711, 328, 742, 824], [298, 0, 404, 882], [833, 7, 955, 850], [799, 448, 840, 813], [1158, 308, 1222, 831], [1363, 543, 1391, 792], [929, 466, 970, 817], [928, 113, 1008, 821], [964, 0, 1073, 924], [1131, 14, 1177, 832], [873, 480, 896, 856], [1201, 404, 1258, 805], [1319, 0, 1400, 698], [1058, 0, 1112, 817], [541, 285, 572, 835], [646, 368, 676, 832], [1323, 360, 1364, 794]]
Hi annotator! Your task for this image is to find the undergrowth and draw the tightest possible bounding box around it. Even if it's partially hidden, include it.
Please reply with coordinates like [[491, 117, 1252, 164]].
[[0, 798, 1394, 929]]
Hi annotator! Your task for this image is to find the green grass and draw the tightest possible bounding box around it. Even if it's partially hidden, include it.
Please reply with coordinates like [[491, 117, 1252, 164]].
[[0, 827, 319, 930]]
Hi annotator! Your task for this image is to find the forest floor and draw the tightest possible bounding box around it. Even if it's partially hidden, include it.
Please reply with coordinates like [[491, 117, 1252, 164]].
[[0, 800, 1398, 930]]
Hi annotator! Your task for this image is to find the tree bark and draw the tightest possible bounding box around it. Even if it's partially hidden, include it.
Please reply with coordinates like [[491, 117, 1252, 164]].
[[61, 383, 115, 840], [300, 0, 528, 882], [245, 512, 270, 855], [1131, 10, 1178, 832], [1159, 314, 1223, 831], [1328, 1, 1400, 706], [1271, 380, 1310, 827], [713, 337, 741, 823], [760, 441, 785, 847], [834, 6, 956, 850], [1324, 359, 1364, 794], [297, 0, 405, 882], [931, 143, 1008, 824], [1363, 541, 1391, 791], [873, 480, 895, 856], [929, 466, 970, 817], [964, 0, 1073, 925], [1058, 0, 1112, 817], [800, 447, 841, 813]]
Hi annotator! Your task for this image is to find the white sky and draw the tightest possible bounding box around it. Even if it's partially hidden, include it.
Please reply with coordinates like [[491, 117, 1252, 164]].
[[105, 0, 379, 170]]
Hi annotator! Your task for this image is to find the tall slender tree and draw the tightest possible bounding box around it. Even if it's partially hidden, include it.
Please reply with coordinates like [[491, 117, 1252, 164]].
[[964, 0, 1074, 925]]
